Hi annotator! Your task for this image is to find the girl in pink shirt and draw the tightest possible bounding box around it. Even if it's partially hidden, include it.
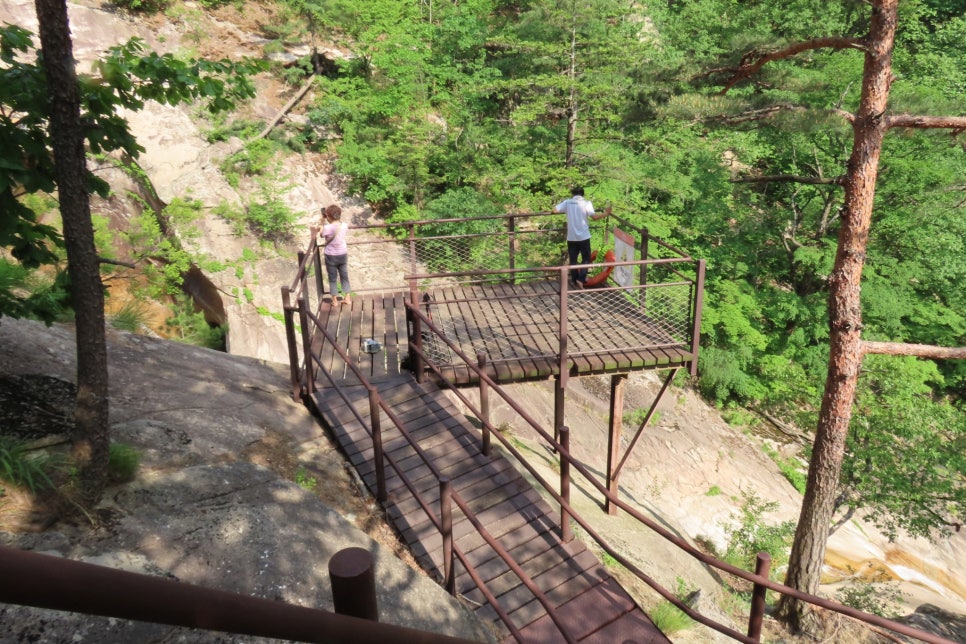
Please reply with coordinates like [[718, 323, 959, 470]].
[[321, 204, 352, 305]]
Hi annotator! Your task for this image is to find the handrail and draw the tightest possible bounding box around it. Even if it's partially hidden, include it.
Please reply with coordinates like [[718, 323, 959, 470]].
[[283, 216, 952, 644], [404, 301, 957, 644], [0, 546, 476, 644], [294, 304, 577, 642]]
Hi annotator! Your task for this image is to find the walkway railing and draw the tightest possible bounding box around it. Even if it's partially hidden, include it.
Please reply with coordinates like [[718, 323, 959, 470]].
[[294, 294, 579, 642], [0, 545, 475, 644], [404, 302, 957, 644], [281, 214, 954, 643]]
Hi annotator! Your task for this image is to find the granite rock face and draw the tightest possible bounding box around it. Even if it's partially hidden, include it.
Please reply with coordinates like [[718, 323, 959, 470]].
[[0, 317, 495, 643]]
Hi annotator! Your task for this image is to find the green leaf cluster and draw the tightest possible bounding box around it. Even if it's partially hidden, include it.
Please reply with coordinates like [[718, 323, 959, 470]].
[[278, 0, 966, 539], [0, 24, 260, 322]]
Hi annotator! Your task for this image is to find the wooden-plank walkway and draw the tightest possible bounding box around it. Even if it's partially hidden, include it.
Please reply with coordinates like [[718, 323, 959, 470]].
[[308, 372, 669, 643], [313, 281, 693, 387]]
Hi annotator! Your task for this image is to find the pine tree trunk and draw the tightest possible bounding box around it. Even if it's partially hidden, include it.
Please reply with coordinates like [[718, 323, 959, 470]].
[[35, 0, 111, 505], [777, 0, 897, 632]]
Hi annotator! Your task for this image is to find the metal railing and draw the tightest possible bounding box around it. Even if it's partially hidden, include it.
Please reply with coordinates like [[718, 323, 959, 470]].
[[281, 213, 954, 644], [0, 545, 476, 644], [403, 302, 957, 644], [289, 292, 578, 642]]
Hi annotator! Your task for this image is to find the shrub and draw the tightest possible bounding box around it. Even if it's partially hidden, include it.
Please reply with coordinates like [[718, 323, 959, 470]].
[[650, 578, 696, 634], [295, 468, 317, 491], [109, 299, 151, 333], [108, 443, 141, 483], [0, 437, 55, 493], [835, 579, 906, 618], [722, 490, 795, 575], [650, 600, 693, 635], [165, 294, 226, 350], [762, 444, 807, 494]]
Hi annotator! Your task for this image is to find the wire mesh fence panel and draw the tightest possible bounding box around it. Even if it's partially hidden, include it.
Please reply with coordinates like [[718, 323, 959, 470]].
[[566, 283, 693, 358]]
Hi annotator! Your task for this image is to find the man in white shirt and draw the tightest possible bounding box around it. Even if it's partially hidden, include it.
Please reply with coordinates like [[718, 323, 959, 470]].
[[553, 186, 611, 288]]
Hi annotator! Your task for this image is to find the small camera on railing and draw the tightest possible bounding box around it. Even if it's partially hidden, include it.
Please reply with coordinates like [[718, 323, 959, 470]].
[[361, 338, 383, 354]]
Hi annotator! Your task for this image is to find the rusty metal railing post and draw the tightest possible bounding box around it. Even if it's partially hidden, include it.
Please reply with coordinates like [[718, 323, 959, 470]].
[[311, 227, 324, 305], [440, 478, 455, 595], [555, 268, 569, 446], [296, 295, 315, 395], [507, 215, 516, 282], [368, 385, 387, 503], [408, 222, 417, 276], [281, 286, 301, 400], [559, 426, 572, 543], [640, 227, 649, 286], [690, 259, 706, 377], [747, 552, 771, 641], [410, 293, 424, 385], [328, 547, 379, 622], [478, 352, 491, 456]]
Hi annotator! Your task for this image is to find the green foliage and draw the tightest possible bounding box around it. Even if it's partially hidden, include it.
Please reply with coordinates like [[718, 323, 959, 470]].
[[108, 299, 151, 333], [762, 444, 807, 494], [164, 294, 225, 350], [0, 436, 55, 493], [706, 485, 722, 497], [109, 0, 170, 13], [0, 259, 72, 324], [623, 408, 661, 428], [649, 578, 696, 635], [0, 23, 260, 321], [204, 117, 264, 144], [835, 578, 906, 618], [283, 0, 966, 542], [245, 200, 298, 241], [220, 138, 283, 184], [295, 467, 318, 491], [107, 443, 140, 483], [722, 491, 795, 575], [649, 600, 693, 635], [124, 208, 194, 297], [840, 355, 966, 540]]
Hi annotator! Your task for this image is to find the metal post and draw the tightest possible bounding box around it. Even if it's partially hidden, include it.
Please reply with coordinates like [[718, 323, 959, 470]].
[[440, 478, 455, 595], [368, 385, 387, 503], [281, 286, 301, 400], [555, 268, 569, 447], [605, 373, 627, 516], [328, 547, 379, 622], [311, 228, 324, 306], [640, 227, 649, 287], [690, 259, 706, 377], [477, 352, 491, 456], [412, 314, 424, 384], [747, 552, 772, 641], [408, 223, 417, 276], [507, 215, 516, 280], [296, 295, 314, 396], [559, 426, 572, 543]]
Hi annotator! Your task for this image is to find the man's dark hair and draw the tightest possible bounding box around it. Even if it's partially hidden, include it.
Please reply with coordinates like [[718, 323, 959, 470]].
[[571, 186, 584, 196]]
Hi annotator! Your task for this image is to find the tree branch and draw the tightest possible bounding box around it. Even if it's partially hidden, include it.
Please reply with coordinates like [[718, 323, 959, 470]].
[[253, 74, 316, 141], [98, 257, 136, 269], [732, 174, 845, 186], [719, 37, 866, 94], [861, 341, 966, 360], [886, 114, 966, 132]]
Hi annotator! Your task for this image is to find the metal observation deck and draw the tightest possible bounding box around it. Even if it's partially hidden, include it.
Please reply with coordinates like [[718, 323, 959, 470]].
[[283, 212, 705, 643]]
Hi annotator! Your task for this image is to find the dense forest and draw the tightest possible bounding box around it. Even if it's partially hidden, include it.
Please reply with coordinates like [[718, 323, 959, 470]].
[[257, 0, 965, 543], [2, 0, 964, 624]]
